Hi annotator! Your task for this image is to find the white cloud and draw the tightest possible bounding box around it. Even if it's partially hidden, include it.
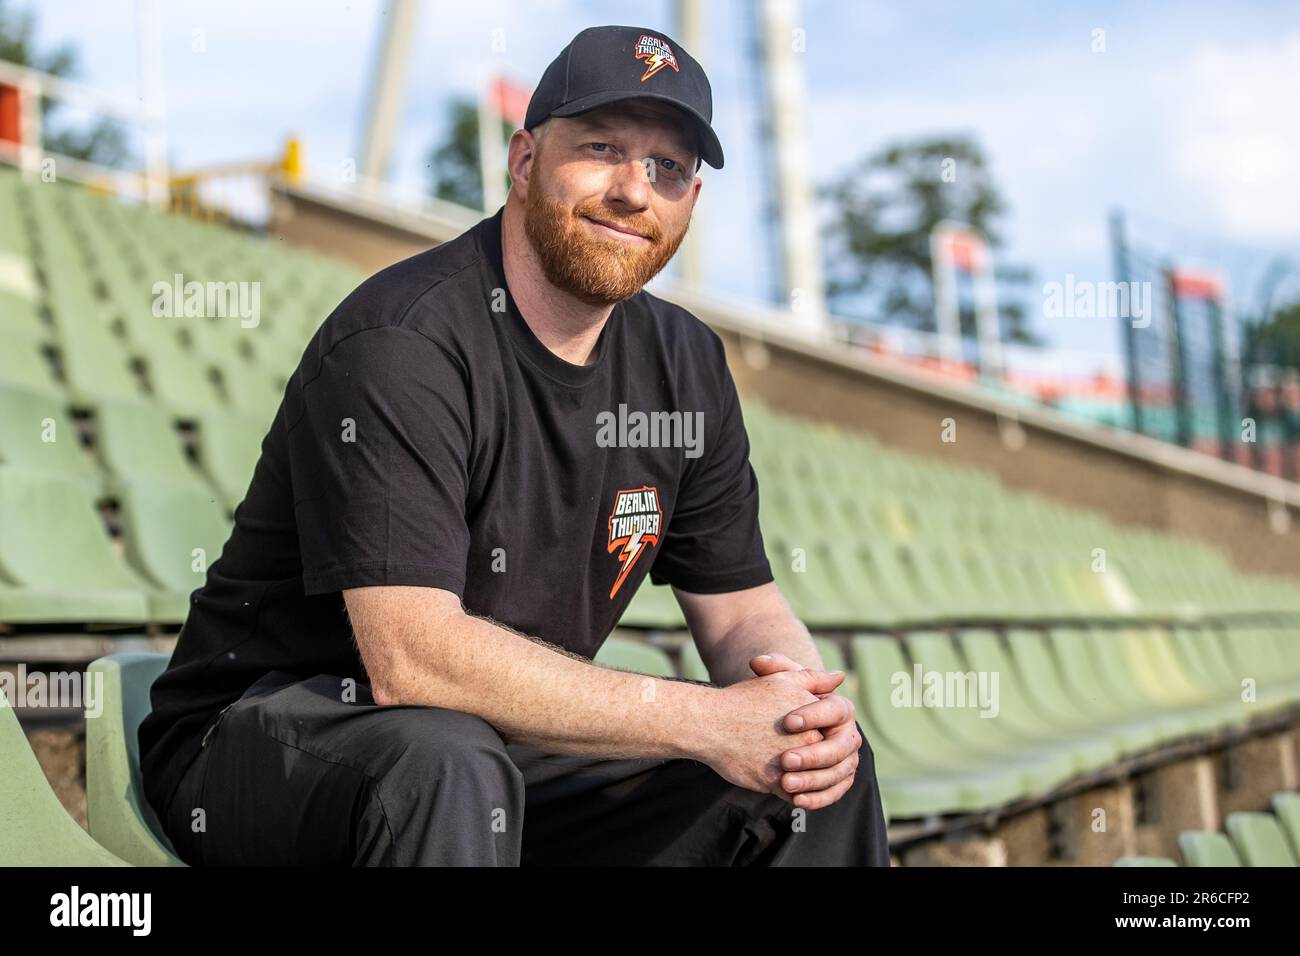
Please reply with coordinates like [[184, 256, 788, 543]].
[[1171, 32, 1300, 243]]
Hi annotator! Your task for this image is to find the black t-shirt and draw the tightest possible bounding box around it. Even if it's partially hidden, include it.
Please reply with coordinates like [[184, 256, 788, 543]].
[[139, 207, 773, 816]]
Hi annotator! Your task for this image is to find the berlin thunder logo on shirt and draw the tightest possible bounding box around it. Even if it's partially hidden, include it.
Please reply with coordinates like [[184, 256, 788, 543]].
[[607, 486, 662, 599], [634, 35, 679, 82]]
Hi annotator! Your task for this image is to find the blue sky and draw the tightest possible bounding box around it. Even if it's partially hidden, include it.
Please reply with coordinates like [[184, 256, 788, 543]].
[[21, 0, 1300, 373]]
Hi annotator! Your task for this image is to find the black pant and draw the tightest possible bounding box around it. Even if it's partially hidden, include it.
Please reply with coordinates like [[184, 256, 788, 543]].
[[160, 671, 891, 866]]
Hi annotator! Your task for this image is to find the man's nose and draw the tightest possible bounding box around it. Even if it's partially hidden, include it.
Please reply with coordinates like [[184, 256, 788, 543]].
[[603, 158, 654, 211]]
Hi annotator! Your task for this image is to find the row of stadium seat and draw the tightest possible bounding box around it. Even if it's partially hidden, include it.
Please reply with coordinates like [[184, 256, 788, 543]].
[[4, 630, 1295, 866], [0, 166, 362, 421], [622, 403, 1300, 628], [1117, 793, 1300, 865], [0, 466, 229, 625], [592, 627, 1299, 819], [0, 385, 262, 506], [1, 387, 1297, 631], [5, 374, 1295, 630]]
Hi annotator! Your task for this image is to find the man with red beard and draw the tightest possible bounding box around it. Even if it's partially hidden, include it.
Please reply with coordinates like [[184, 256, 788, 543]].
[[139, 25, 890, 866]]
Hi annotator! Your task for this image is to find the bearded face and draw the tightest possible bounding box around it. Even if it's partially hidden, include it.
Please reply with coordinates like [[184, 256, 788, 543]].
[[523, 175, 691, 306]]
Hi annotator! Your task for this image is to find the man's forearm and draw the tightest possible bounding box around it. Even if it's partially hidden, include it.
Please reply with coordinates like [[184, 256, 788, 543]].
[[351, 591, 716, 762], [700, 606, 823, 686]]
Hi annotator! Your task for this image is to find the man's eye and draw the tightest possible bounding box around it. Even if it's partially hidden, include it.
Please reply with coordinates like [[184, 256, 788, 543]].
[[659, 158, 679, 172], [589, 143, 611, 153]]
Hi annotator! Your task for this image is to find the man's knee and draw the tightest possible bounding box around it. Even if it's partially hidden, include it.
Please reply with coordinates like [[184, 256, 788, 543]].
[[370, 705, 523, 794]]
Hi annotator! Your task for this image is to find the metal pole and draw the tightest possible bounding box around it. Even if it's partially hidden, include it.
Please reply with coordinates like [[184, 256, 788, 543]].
[[1207, 295, 1234, 461], [477, 69, 507, 212], [136, 0, 168, 206], [1165, 265, 1192, 449], [757, 0, 827, 337], [358, 0, 422, 191], [1110, 210, 1143, 436], [675, 0, 706, 291], [973, 250, 1001, 385], [744, 1, 784, 307], [930, 228, 962, 367]]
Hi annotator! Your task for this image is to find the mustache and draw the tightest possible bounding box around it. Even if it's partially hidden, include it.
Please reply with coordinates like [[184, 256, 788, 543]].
[[573, 205, 662, 243]]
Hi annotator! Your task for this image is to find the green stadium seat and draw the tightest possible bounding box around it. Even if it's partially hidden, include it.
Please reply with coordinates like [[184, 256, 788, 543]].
[[1167, 626, 1257, 726], [178, 316, 251, 371], [0, 331, 61, 395], [1003, 629, 1159, 756], [0, 384, 100, 494], [85, 653, 186, 866], [1110, 627, 1244, 732], [1270, 792, 1300, 861], [956, 629, 1120, 772], [901, 631, 1079, 793], [1178, 627, 1293, 717], [1225, 811, 1298, 866], [0, 288, 48, 341], [1178, 830, 1242, 867], [94, 399, 204, 487], [765, 534, 864, 627], [1046, 628, 1195, 747], [58, 322, 146, 405], [849, 635, 1030, 813], [0, 465, 150, 624], [116, 476, 232, 623], [594, 636, 675, 677], [196, 408, 266, 510], [135, 335, 227, 417], [1220, 626, 1300, 711], [0, 686, 129, 865], [217, 359, 286, 415], [618, 578, 685, 629]]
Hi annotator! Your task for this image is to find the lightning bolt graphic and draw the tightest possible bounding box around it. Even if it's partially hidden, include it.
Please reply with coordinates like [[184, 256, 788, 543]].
[[610, 528, 648, 598], [638, 49, 676, 82]]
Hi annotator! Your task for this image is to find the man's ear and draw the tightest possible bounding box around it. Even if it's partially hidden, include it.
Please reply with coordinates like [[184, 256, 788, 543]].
[[507, 128, 539, 202]]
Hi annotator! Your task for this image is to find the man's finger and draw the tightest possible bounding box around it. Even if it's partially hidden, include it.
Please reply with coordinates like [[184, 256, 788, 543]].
[[749, 653, 804, 676], [792, 773, 856, 811], [776, 667, 845, 696], [781, 752, 858, 795], [780, 720, 860, 771], [782, 694, 855, 733]]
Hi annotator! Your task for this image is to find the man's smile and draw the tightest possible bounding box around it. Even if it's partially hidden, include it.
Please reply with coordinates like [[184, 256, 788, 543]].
[[581, 215, 651, 243]]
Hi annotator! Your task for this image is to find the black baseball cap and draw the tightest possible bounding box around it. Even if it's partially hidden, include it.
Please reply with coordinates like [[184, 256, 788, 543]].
[[524, 25, 724, 169]]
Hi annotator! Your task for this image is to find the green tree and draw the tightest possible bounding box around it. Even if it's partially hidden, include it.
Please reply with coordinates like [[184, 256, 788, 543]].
[[823, 135, 1037, 345], [0, 0, 130, 167], [1244, 297, 1300, 369], [426, 96, 514, 210]]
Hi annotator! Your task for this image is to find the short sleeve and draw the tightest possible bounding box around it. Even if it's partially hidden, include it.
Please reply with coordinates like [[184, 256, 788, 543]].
[[288, 327, 472, 597], [649, 354, 773, 594]]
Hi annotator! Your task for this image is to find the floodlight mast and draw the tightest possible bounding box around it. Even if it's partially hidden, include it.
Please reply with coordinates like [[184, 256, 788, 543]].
[[358, 0, 422, 193]]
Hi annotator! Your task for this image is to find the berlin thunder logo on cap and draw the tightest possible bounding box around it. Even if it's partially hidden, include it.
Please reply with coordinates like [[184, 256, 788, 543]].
[[634, 34, 679, 82]]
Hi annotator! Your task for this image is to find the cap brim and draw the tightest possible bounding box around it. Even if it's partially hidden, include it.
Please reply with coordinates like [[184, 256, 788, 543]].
[[547, 90, 724, 170]]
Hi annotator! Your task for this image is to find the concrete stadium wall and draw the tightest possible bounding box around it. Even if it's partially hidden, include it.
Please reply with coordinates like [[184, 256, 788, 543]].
[[268, 182, 1300, 581]]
